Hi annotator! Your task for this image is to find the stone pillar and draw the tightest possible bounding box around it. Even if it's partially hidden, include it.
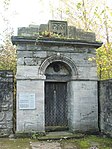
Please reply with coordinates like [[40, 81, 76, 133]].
[[69, 81, 98, 132], [16, 66, 45, 132]]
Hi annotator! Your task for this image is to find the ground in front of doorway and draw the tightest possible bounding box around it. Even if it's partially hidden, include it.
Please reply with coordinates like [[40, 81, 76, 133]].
[[0, 135, 112, 149]]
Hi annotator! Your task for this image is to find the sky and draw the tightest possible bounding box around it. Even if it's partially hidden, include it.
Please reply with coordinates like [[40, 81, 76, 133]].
[[0, 0, 112, 38], [7, 0, 61, 33], [9, 0, 49, 26], [0, 0, 53, 37]]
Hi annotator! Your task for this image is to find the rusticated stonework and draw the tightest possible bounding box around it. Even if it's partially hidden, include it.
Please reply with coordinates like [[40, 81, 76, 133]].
[[0, 71, 13, 137]]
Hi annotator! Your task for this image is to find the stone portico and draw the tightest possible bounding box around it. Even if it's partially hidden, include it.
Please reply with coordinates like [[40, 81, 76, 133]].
[[12, 20, 102, 133]]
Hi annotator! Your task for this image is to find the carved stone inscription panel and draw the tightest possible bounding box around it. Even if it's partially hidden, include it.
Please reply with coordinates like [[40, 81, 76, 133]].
[[48, 20, 67, 36]]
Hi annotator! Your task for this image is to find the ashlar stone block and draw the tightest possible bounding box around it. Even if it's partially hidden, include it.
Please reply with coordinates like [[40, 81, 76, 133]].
[[18, 27, 39, 36]]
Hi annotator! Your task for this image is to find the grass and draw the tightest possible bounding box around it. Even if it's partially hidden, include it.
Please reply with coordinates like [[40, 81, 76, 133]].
[[0, 138, 31, 149], [61, 135, 112, 149], [0, 135, 112, 149]]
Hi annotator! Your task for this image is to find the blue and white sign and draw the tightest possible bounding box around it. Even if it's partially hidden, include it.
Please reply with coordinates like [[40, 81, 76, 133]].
[[19, 93, 35, 109]]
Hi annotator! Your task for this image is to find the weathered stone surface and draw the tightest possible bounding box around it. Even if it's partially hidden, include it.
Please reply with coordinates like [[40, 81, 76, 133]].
[[24, 58, 38, 66], [39, 24, 48, 33], [48, 20, 68, 36], [33, 51, 47, 58], [17, 20, 97, 42], [17, 57, 24, 65], [18, 27, 39, 36], [76, 29, 96, 42], [71, 53, 96, 67], [16, 80, 45, 132], [99, 80, 112, 137], [68, 26, 76, 38], [16, 66, 44, 79], [17, 44, 27, 51], [17, 51, 33, 58], [0, 71, 13, 136], [77, 66, 97, 80], [69, 81, 98, 132]]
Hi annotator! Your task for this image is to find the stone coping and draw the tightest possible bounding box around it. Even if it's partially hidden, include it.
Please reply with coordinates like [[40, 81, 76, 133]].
[[11, 36, 103, 48]]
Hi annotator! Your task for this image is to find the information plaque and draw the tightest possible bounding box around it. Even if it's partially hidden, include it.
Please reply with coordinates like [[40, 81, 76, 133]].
[[19, 93, 35, 109]]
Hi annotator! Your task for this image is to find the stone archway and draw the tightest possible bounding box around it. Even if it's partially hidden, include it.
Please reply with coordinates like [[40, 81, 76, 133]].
[[39, 54, 78, 79]]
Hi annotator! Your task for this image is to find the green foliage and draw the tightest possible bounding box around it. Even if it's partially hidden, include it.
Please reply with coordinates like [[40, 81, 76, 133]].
[[78, 140, 90, 148], [0, 38, 17, 74], [74, 0, 112, 80], [76, 2, 82, 9], [31, 132, 45, 139], [39, 31, 63, 38], [89, 43, 112, 80], [0, 0, 16, 74], [96, 43, 112, 79]]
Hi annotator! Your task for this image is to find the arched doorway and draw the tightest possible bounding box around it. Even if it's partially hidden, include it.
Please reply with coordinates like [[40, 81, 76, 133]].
[[45, 61, 71, 130]]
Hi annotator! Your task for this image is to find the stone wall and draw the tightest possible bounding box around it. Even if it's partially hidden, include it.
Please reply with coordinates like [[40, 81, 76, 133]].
[[0, 71, 14, 137], [99, 80, 112, 137]]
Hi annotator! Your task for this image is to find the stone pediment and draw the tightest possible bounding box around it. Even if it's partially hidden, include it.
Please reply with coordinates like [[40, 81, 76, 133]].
[[18, 20, 96, 42]]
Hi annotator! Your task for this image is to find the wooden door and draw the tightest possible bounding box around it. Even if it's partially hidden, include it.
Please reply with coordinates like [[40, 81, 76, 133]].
[[45, 82, 68, 128]]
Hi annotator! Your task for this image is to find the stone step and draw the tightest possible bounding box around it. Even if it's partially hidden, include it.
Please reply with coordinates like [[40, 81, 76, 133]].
[[37, 131, 85, 141]]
